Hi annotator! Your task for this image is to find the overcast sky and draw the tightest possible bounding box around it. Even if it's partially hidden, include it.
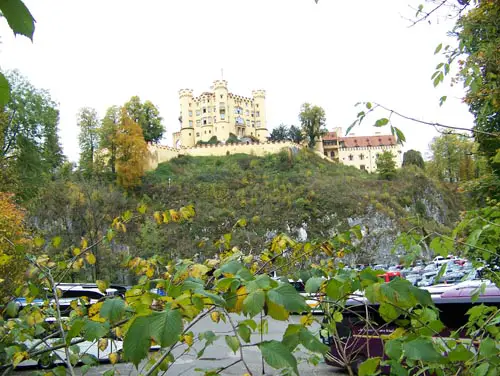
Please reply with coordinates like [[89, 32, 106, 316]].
[[0, 0, 473, 162]]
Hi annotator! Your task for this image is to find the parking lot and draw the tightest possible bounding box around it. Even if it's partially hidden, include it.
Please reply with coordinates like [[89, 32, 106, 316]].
[[14, 314, 344, 376]]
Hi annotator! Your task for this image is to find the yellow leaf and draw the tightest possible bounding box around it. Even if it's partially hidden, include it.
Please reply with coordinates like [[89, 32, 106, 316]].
[[211, 311, 221, 323], [183, 333, 193, 346], [153, 211, 162, 224], [109, 352, 120, 365], [96, 280, 109, 294], [12, 351, 29, 367], [189, 264, 209, 279], [89, 302, 105, 322], [145, 266, 154, 278], [72, 248, 81, 256], [80, 238, 88, 249], [234, 286, 247, 313], [114, 326, 123, 339], [98, 338, 108, 351], [85, 253, 96, 265], [300, 313, 314, 327], [34, 237, 45, 247]]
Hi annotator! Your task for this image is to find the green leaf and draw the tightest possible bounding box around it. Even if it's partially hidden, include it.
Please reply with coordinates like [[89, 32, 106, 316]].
[[51, 236, 62, 248], [305, 277, 324, 294], [225, 335, 240, 354], [374, 118, 389, 127], [379, 303, 400, 322], [267, 283, 309, 313], [149, 308, 183, 347], [448, 344, 474, 362], [299, 328, 328, 354], [259, 340, 299, 375], [402, 338, 442, 362], [0, 73, 10, 107], [385, 339, 403, 360], [479, 337, 496, 358], [266, 298, 290, 320], [394, 127, 406, 143], [82, 320, 109, 341], [366, 102, 372, 109], [474, 363, 490, 376], [439, 96, 447, 106], [100, 298, 125, 323], [5, 301, 19, 317], [66, 319, 85, 345], [0, 0, 35, 40], [434, 43, 442, 54], [123, 316, 153, 366], [243, 290, 265, 317], [358, 357, 381, 376], [238, 324, 251, 343]]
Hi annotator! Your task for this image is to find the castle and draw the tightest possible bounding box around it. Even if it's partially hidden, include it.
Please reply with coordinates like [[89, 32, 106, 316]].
[[144, 80, 402, 172], [172, 80, 269, 147]]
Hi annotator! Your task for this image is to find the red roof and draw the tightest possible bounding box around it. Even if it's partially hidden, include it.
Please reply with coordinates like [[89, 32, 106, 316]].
[[323, 132, 338, 141], [340, 135, 396, 147]]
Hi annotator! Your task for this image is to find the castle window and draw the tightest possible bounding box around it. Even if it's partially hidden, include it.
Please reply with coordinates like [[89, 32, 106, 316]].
[[189, 120, 193, 127], [189, 103, 191, 107], [203, 108, 206, 114], [189, 133, 191, 136], [203, 118, 207, 125], [204, 131, 206, 134], [196, 110, 201, 116], [188, 110, 193, 117], [256, 104, 259, 108], [196, 132, 200, 137], [360, 165, 366, 170], [359, 153, 365, 160], [256, 111, 260, 117], [196, 120, 201, 126], [209, 130, 211, 134], [208, 117, 212, 124], [220, 94, 223, 99], [256, 121, 261, 127], [246, 110, 249, 116], [252, 121, 255, 127], [220, 113, 225, 120], [348, 154, 353, 161]]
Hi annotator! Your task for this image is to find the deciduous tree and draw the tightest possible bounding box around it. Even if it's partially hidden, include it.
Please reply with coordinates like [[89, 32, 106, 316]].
[[77, 107, 101, 175], [100, 106, 120, 174], [376, 151, 397, 180], [116, 108, 148, 189], [402, 149, 425, 169], [124, 96, 164, 143], [299, 103, 327, 148]]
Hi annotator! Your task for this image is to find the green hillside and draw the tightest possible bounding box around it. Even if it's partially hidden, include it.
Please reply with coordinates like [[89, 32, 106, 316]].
[[139, 149, 462, 262]]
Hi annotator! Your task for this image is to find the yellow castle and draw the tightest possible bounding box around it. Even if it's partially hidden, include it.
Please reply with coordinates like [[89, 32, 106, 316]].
[[172, 80, 269, 147]]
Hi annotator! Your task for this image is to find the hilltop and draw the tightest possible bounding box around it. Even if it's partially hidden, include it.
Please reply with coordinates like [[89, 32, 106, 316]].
[[139, 149, 462, 264]]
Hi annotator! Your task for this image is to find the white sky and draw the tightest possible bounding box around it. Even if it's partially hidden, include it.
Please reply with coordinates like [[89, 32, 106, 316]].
[[0, 0, 474, 162]]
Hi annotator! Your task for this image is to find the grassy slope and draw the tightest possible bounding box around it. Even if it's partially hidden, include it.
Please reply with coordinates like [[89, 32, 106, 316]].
[[139, 149, 461, 259]]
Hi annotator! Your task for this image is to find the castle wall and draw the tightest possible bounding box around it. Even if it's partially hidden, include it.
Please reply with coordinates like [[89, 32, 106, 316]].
[[145, 141, 302, 171]]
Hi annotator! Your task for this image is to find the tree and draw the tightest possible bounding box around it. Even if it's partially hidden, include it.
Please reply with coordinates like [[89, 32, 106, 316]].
[[0, 71, 64, 200], [376, 151, 397, 180], [0, 192, 29, 301], [427, 133, 476, 183], [100, 106, 121, 174], [269, 124, 289, 141], [115, 108, 148, 189], [453, 1, 500, 176], [402, 149, 425, 169], [77, 107, 101, 175], [289, 125, 305, 144], [299, 103, 327, 148], [124, 96, 164, 143]]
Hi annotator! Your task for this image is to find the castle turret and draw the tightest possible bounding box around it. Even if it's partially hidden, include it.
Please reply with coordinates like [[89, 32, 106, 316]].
[[252, 90, 268, 142], [178, 89, 195, 147], [213, 80, 231, 142]]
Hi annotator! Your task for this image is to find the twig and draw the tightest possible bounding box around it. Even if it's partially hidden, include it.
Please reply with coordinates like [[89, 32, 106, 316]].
[[224, 309, 253, 375]]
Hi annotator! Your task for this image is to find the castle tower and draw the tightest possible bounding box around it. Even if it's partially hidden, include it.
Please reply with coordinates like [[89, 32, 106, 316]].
[[252, 90, 268, 142], [179, 89, 195, 147], [213, 80, 231, 142]]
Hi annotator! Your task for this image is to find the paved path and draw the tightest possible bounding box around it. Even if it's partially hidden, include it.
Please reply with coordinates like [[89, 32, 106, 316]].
[[14, 314, 346, 375]]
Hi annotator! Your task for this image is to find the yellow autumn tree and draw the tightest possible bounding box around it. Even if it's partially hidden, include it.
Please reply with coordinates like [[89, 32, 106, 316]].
[[115, 108, 148, 189], [0, 192, 29, 301]]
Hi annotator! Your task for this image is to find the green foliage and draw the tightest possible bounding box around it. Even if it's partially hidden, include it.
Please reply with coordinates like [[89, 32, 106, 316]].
[[376, 151, 397, 180], [77, 107, 101, 176], [299, 103, 327, 148], [0, 70, 64, 200], [402, 149, 425, 169], [269, 124, 304, 143], [124, 96, 164, 143]]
